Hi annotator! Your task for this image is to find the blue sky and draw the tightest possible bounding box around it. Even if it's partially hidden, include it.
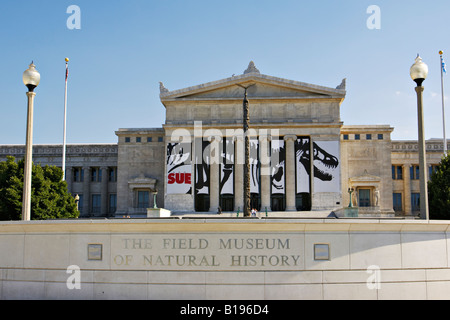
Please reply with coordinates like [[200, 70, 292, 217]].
[[0, 0, 449, 144]]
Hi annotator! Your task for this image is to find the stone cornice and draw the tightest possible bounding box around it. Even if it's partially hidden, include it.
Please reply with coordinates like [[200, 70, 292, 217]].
[[160, 73, 346, 102], [1, 218, 450, 233]]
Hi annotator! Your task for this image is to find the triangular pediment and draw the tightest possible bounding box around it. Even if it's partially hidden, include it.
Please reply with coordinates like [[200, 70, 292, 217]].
[[349, 170, 381, 183], [160, 72, 346, 103]]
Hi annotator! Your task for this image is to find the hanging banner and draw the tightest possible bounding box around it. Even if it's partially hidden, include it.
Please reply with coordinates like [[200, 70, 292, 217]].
[[313, 141, 341, 193], [250, 139, 260, 194], [166, 142, 192, 194], [220, 138, 234, 195], [296, 137, 310, 194], [271, 139, 285, 195], [195, 138, 210, 195]]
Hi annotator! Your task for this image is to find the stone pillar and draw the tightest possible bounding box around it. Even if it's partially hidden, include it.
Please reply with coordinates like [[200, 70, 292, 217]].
[[284, 135, 297, 211], [101, 166, 109, 216], [403, 164, 412, 215], [259, 135, 271, 212], [209, 135, 221, 212], [234, 136, 244, 212], [83, 167, 91, 216]]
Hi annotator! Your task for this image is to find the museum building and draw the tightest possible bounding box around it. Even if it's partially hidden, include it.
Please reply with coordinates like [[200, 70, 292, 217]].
[[0, 62, 446, 218]]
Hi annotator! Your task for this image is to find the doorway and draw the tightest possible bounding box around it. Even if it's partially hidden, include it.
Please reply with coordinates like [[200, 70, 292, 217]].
[[359, 189, 371, 207]]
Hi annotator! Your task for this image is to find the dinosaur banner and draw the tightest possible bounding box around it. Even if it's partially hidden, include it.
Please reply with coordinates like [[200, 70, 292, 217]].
[[220, 137, 234, 195], [250, 139, 260, 194], [194, 138, 210, 195], [166, 142, 192, 195], [296, 137, 310, 194], [295, 138, 340, 194], [312, 141, 340, 193], [271, 139, 285, 195]]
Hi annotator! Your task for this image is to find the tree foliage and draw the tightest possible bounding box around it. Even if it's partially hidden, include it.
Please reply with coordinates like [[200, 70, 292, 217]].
[[428, 153, 450, 220], [0, 156, 79, 221]]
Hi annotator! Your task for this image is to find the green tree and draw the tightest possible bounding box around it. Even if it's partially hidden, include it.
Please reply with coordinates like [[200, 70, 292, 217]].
[[0, 156, 79, 221], [428, 153, 450, 220]]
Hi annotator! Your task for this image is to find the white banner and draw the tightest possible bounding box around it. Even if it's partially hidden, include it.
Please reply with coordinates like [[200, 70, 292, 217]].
[[250, 139, 260, 194], [296, 137, 310, 193], [313, 141, 341, 193], [220, 138, 234, 195], [271, 139, 285, 195], [167, 143, 192, 194]]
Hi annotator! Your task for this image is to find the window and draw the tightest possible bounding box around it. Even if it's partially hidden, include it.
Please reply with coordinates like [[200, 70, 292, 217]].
[[73, 168, 84, 182], [137, 191, 149, 209], [147, 137, 153, 143], [355, 134, 360, 140], [136, 137, 141, 143], [125, 137, 131, 143], [366, 134, 372, 140], [109, 167, 117, 182], [411, 193, 420, 212], [392, 165, 403, 180], [91, 168, 102, 182], [378, 134, 384, 140], [343, 134, 349, 140], [410, 165, 420, 180], [109, 194, 117, 213], [91, 194, 101, 214], [158, 137, 163, 142], [429, 165, 439, 177], [393, 193, 402, 212]]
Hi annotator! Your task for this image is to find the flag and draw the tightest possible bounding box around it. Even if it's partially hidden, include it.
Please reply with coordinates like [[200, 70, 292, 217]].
[[65, 63, 69, 81], [443, 59, 447, 74]]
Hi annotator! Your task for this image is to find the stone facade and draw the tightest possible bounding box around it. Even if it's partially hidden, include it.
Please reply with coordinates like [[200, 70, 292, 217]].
[[0, 63, 446, 218], [0, 144, 118, 218]]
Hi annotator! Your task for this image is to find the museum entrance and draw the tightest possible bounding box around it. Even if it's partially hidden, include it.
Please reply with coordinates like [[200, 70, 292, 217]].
[[271, 195, 285, 211], [220, 195, 234, 212], [359, 189, 371, 207], [250, 193, 261, 211], [296, 193, 311, 211], [195, 194, 210, 212]]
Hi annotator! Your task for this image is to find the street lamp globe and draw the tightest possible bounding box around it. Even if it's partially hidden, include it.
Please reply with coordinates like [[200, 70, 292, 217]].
[[410, 55, 428, 86], [22, 62, 40, 92]]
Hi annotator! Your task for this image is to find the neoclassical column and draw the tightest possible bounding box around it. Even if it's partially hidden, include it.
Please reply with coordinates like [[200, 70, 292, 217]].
[[234, 135, 244, 212], [209, 135, 221, 212], [284, 135, 297, 211], [82, 166, 91, 216], [65, 166, 73, 195], [101, 166, 109, 216], [403, 164, 412, 215], [259, 135, 271, 212]]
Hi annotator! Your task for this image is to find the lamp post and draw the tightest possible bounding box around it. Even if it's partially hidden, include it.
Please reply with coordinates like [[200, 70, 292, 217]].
[[22, 62, 40, 221], [410, 55, 429, 220]]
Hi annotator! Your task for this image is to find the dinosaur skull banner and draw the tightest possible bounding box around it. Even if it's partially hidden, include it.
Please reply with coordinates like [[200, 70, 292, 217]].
[[296, 137, 310, 194], [295, 138, 340, 194], [312, 141, 340, 193]]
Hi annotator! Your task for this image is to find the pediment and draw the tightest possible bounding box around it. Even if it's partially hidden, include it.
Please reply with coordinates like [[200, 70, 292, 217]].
[[349, 170, 381, 183], [128, 175, 157, 191], [160, 72, 346, 103]]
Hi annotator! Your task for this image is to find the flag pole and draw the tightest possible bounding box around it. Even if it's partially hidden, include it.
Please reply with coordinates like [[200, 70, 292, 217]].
[[440, 51, 447, 155], [62, 58, 69, 181]]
